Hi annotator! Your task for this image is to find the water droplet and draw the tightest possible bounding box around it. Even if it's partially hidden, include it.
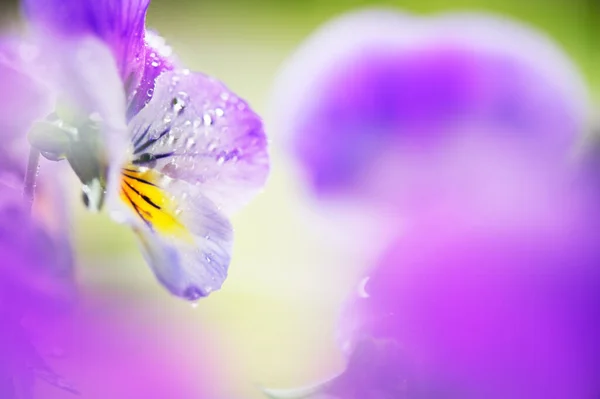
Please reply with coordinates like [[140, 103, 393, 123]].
[[357, 276, 370, 298], [215, 108, 224, 117], [220, 92, 230, 101], [185, 138, 196, 149], [167, 135, 175, 145], [203, 113, 213, 126], [171, 96, 186, 114], [174, 208, 182, 216], [207, 141, 218, 152], [183, 286, 205, 301], [146, 88, 154, 97]]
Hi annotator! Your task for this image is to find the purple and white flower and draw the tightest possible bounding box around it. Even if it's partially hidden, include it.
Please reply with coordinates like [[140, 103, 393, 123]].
[[9, 0, 269, 300]]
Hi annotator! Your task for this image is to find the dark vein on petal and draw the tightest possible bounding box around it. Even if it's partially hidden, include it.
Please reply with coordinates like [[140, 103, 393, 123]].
[[123, 181, 162, 210], [122, 173, 158, 187], [121, 188, 152, 229], [133, 124, 152, 150], [132, 152, 175, 165], [133, 126, 172, 155]]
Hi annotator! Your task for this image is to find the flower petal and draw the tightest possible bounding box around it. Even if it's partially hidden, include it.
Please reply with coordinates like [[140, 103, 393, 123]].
[[22, 0, 150, 89], [126, 30, 176, 120], [46, 37, 130, 190], [270, 9, 588, 197], [0, 38, 52, 144], [118, 168, 233, 299], [128, 70, 269, 215]]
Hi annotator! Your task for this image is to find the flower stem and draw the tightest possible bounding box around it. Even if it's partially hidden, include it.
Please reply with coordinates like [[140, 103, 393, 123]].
[[23, 146, 41, 213]]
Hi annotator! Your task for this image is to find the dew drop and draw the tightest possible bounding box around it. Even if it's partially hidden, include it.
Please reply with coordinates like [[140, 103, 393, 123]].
[[185, 138, 196, 149], [151, 61, 160, 68], [203, 113, 213, 126], [171, 96, 186, 114], [146, 88, 154, 97], [215, 108, 224, 117], [357, 276, 371, 298], [207, 141, 218, 152], [183, 286, 205, 301]]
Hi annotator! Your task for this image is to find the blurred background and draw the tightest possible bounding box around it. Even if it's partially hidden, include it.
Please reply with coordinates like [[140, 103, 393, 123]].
[[0, 0, 598, 397]]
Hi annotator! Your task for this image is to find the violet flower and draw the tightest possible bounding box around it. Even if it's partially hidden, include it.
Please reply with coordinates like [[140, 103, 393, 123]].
[[270, 9, 588, 213], [8, 0, 269, 300]]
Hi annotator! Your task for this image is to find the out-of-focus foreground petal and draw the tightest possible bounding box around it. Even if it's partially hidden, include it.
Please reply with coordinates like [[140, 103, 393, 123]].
[[335, 176, 600, 398], [270, 9, 589, 200], [0, 180, 76, 397], [31, 296, 222, 398], [0, 38, 52, 144], [22, 0, 150, 91]]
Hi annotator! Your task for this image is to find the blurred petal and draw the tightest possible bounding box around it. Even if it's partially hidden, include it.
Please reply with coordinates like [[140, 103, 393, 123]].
[[22, 0, 150, 89], [118, 167, 233, 299], [0, 38, 52, 144], [128, 69, 269, 215], [48, 37, 130, 188], [337, 183, 600, 398], [127, 30, 176, 120], [33, 297, 222, 398], [270, 9, 588, 197]]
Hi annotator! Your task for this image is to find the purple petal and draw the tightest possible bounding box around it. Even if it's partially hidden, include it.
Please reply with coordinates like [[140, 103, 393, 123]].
[[0, 38, 52, 144], [126, 31, 176, 120], [113, 168, 233, 299], [128, 70, 269, 215], [271, 10, 588, 198], [22, 0, 150, 90], [0, 182, 75, 319], [339, 178, 600, 398]]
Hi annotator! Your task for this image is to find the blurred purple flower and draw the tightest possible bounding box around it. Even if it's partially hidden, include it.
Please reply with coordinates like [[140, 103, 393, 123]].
[[270, 9, 588, 207], [266, 165, 600, 398], [3, 0, 269, 299]]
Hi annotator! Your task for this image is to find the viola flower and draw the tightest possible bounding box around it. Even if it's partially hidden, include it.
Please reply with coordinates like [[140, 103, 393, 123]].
[[270, 9, 588, 211], [15, 0, 269, 299]]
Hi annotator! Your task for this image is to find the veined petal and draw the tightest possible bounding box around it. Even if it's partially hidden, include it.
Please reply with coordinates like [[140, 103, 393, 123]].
[[127, 30, 176, 120], [128, 70, 269, 215], [118, 166, 233, 299], [22, 0, 149, 90]]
